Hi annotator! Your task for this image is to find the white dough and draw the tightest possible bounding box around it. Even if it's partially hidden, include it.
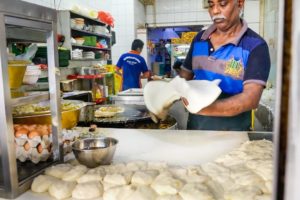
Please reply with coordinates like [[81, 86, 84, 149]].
[[126, 161, 148, 171], [48, 180, 76, 200], [143, 76, 221, 117], [72, 181, 103, 199], [151, 173, 184, 195], [45, 164, 73, 179], [77, 168, 106, 183], [61, 165, 87, 182], [224, 185, 263, 200], [156, 195, 183, 200], [124, 185, 157, 200], [31, 175, 59, 193], [131, 170, 159, 185], [103, 171, 133, 186], [179, 183, 215, 200], [103, 185, 135, 200], [255, 194, 272, 200]]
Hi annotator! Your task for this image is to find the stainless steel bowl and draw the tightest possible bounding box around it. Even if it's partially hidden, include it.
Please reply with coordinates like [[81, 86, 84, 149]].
[[72, 137, 118, 168]]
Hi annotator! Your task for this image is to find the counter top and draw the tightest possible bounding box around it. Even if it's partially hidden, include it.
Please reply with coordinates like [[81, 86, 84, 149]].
[[4, 128, 249, 200]]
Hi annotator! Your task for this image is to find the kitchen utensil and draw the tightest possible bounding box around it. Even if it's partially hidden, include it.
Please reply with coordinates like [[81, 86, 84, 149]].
[[72, 137, 118, 168], [60, 79, 77, 92], [8, 60, 31, 89], [79, 102, 95, 123]]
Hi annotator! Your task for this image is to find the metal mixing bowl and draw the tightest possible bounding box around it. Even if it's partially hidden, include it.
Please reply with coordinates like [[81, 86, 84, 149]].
[[72, 137, 118, 168]]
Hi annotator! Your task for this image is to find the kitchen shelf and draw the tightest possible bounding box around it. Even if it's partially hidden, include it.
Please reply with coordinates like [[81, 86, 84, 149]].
[[11, 91, 49, 106], [71, 28, 111, 38], [71, 44, 110, 51], [70, 11, 107, 26], [67, 74, 105, 79], [70, 58, 105, 61]]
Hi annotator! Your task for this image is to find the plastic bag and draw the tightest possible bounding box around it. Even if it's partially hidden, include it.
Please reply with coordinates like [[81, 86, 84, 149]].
[[98, 11, 114, 27]]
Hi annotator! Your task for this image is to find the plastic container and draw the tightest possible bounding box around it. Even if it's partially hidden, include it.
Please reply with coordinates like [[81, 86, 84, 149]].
[[8, 60, 31, 89], [22, 65, 41, 85]]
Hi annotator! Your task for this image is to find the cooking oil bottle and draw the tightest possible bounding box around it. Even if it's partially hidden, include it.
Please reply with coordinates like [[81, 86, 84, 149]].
[[92, 82, 103, 103]]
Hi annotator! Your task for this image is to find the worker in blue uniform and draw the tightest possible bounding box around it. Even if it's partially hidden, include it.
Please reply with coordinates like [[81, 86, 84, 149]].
[[116, 39, 150, 91]]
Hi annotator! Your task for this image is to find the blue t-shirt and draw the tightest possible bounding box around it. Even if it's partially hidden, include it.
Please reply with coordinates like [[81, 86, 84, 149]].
[[183, 20, 271, 131], [116, 51, 149, 91]]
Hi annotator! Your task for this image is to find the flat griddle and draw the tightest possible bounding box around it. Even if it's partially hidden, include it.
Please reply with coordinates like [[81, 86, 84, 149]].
[[93, 104, 151, 127]]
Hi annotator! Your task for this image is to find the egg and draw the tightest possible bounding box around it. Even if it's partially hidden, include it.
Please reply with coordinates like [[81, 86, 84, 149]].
[[14, 124, 22, 131], [37, 144, 43, 154], [15, 128, 29, 138], [39, 128, 49, 136], [28, 131, 40, 139], [24, 142, 31, 151], [28, 124, 37, 131]]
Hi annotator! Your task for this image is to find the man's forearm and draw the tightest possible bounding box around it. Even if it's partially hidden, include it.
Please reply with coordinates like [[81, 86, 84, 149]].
[[197, 83, 264, 116]]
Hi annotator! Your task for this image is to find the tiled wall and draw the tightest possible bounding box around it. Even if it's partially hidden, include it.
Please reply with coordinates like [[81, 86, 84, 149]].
[[145, 0, 260, 33], [21, 0, 111, 10], [110, 0, 135, 65]]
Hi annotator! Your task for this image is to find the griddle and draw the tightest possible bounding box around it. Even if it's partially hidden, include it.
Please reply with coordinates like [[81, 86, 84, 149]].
[[92, 104, 151, 127]]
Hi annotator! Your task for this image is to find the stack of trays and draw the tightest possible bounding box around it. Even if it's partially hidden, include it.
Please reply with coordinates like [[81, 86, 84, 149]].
[[83, 51, 95, 59], [71, 49, 83, 60]]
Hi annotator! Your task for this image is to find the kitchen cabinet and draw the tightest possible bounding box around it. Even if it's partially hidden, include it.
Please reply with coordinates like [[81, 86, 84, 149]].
[[0, 0, 62, 198]]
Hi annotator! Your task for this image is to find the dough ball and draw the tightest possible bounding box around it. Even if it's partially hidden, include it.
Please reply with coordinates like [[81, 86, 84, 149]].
[[48, 180, 76, 200], [61, 165, 88, 182], [131, 170, 159, 185], [103, 171, 133, 186], [224, 185, 263, 200], [103, 185, 135, 200], [76, 168, 105, 183], [156, 195, 183, 200], [72, 181, 103, 199], [179, 183, 214, 200], [45, 164, 73, 179], [124, 185, 157, 200], [31, 175, 59, 193], [127, 161, 148, 171], [151, 173, 184, 195]]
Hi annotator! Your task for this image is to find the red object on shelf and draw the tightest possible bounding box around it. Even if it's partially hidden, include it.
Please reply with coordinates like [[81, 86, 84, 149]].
[[67, 74, 104, 79], [98, 11, 114, 27], [94, 97, 106, 104]]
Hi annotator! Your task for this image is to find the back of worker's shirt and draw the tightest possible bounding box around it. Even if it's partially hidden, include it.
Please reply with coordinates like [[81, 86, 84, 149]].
[[116, 51, 148, 91]]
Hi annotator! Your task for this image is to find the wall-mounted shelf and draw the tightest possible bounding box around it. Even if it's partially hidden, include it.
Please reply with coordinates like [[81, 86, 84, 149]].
[[71, 28, 111, 39], [71, 44, 110, 51]]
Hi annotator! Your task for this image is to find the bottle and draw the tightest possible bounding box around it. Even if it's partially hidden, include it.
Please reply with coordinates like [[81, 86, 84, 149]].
[[92, 82, 102, 102]]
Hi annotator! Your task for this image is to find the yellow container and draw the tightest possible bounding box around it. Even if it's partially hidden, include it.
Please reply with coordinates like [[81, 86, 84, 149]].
[[8, 60, 30, 89], [13, 109, 81, 129], [13, 100, 85, 129]]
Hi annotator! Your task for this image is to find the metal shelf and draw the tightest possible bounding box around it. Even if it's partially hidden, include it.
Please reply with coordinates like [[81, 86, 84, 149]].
[[71, 28, 111, 39], [70, 11, 107, 26], [11, 92, 50, 106], [72, 44, 110, 51], [70, 58, 105, 61]]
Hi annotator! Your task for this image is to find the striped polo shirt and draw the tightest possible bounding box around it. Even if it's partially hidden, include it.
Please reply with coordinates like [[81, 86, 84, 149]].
[[183, 20, 270, 95], [183, 20, 271, 131]]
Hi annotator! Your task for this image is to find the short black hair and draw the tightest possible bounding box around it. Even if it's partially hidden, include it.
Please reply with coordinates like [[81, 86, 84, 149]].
[[131, 39, 144, 51]]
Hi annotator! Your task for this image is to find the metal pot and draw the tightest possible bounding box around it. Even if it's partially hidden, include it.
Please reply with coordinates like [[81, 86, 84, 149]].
[[79, 102, 96, 123], [60, 79, 76, 92]]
